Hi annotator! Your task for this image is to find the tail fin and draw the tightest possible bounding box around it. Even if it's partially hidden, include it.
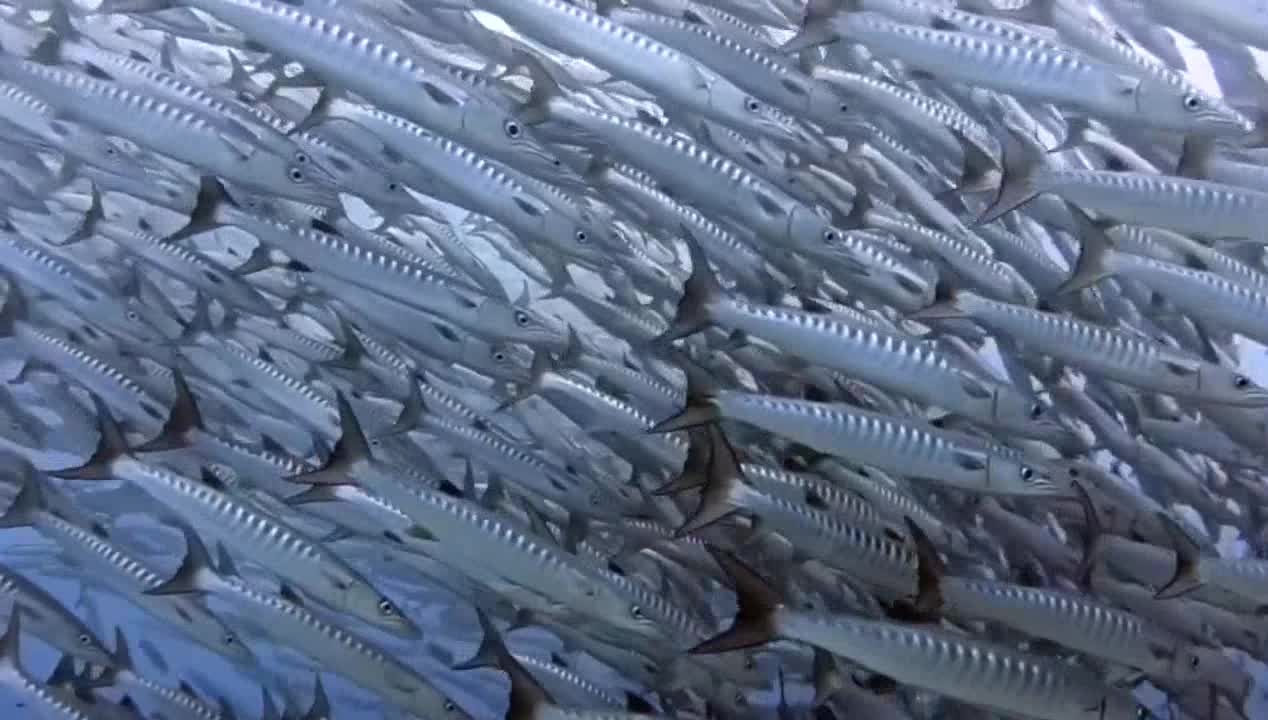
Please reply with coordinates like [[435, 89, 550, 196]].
[[1154, 512, 1204, 599], [1072, 479, 1102, 590], [676, 425, 746, 537], [974, 128, 1044, 225], [0, 463, 43, 528], [285, 391, 368, 485], [301, 675, 330, 720], [381, 374, 428, 437], [1050, 208, 1118, 297], [0, 271, 27, 339], [653, 426, 712, 496], [168, 176, 239, 242], [144, 523, 220, 596], [904, 516, 946, 617], [0, 609, 25, 676], [647, 353, 721, 433], [779, 0, 843, 54], [452, 609, 554, 720], [906, 280, 968, 322], [48, 395, 128, 480], [133, 368, 203, 453], [689, 548, 780, 654], [652, 225, 723, 346]]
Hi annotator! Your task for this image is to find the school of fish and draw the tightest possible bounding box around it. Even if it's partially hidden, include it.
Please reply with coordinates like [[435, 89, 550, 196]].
[[0, 0, 1266, 718]]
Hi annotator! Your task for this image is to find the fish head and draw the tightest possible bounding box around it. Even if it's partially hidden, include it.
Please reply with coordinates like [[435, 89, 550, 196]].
[[62, 627, 116, 668], [1133, 77, 1255, 137], [987, 389, 1085, 448], [702, 80, 802, 146], [474, 299, 568, 350], [342, 579, 424, 640], [237, 150, 343, 207], [474, 340, 535, 384], [986, 456, 1062, 497], [805, 82, 852, 130], [1182, 646, 1251, 706], [542, 212, 611, 268], [784, 204, 839, 252], [295, 137, 422, 219], [56, 124, 154, 181], [1196, 365, 1268, 407], [459, 102, 575, 186]]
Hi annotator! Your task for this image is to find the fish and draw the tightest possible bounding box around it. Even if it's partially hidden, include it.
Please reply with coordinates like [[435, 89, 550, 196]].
[[0, 0, 1264, 716]]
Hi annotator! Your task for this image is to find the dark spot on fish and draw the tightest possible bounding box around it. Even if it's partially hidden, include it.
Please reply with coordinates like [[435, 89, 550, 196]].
[[326, 155, 352, 173], [202, 270, 223, 284], [1104, 155, 1128, 172], [549, 478, 567, 492], [310, 218, 338, 234], [83, 63, 113, 81], [433, 324, 459, 343], [804, 490, 828, 510], [420, 81, 459, 106], [437, 480, 463, 498], [137, 218, 152, 232], [512, 196, 544, 217], [607, 561, 626, 576]]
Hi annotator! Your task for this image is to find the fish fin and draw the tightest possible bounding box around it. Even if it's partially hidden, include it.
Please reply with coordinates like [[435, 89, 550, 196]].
[[0, 610, 24, 675], [232, 243, 275, 275], [45, 654, 79, 690], [0, 271, 28, 338], [905, 516, 945, 616], [495, 350, 553, 412], [283, 483, 340, 507], [838, 189, 873, 231], [653, 426, 712, 495], [1071, 480, 1101, 591], [63, 183, 104, 245], [513, 49, 560, 126], [677, 425, 745, 537], [0, 463, 44, 529], [1175, 134, 1215, 179], [690, 547, 780, 654], [950, 127, 1000, 193], [321, 313, 367, 371], [285, 391, 368, 485], [380, 374, 427, 436], [625, 692, 655, 714], [111, 627, 134, 675], [134, 368, 204, 452], [557, 324, 586, 369], [168, 176, 239, 242], [974, 127, 1043, 225], [1154, 512, 1204, 599], [652, 224, 722, 345], [215, 544, 241, 579], [812, 647, 844, 706], [49, 395, 127, 480], [647, 353, 721, 433], [906, 280, 967, 321], [305, 675, 331, 720], [145, 523, 218, 596], [278, 584, 306, 607], [778, 20, 838, 54], [1050, 207, 1118, 297], [1048, 115, 1091, 153], [450, 609, 504, 671]]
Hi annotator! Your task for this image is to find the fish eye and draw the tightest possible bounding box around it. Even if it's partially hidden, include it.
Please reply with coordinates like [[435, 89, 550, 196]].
[[1136, 706, 1149, 720], [513, 310, 530, 326], [491, 349, 507, 362], [823, 229, 837, 242], [1234, 374, 1250, 388], [1188, 654, 1199, 669], [1019, 465, 1034, 480], [575, 230, 588, 244], [1183, 94, 1202, 111], [223, 633, 236, 645], [444, 701, 457, 713], [127, 311, 138, 320], [504, 120, 521, 138], [387, 181, 400, 191], [104, 146, 117, 156], [1029, 402, 1043, 419], [288, 167, 305, 183], [294, 152, 309, 165], [630, 604, 643, 619], [745, 98, 761, 112], [839, 103, 849, 113], [743, 656, 755, 670], [377, 599, 396, 615], [1067, 466, 1080, 478], [78, 634, 90, 645]]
